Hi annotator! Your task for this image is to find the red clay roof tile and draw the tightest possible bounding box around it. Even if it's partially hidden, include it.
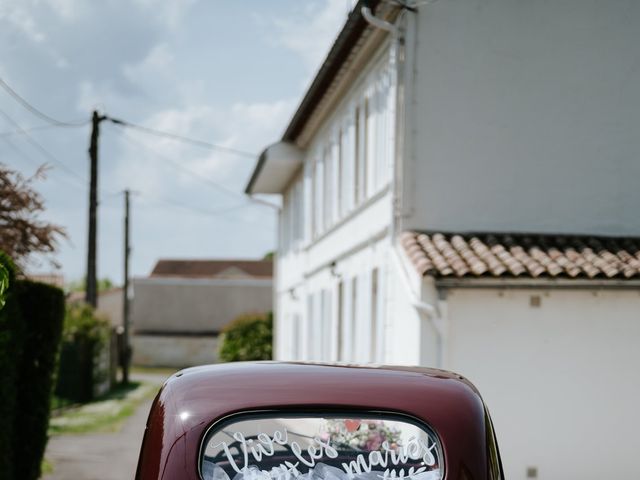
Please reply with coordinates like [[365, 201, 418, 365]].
[[400, 232, 640, 279]]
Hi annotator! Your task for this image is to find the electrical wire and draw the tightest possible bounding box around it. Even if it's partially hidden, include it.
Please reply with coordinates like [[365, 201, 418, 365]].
[[136, 191, 275, 231], [0, 107, 88, 187], [0, 134, 94, 196], [140, 192, 250, 217], [0, 76, 89, 127], [0, 135, 41, 169], [110, 126, 278, 209], [106, 116, 256, 158], [0, 123, 73, 138]]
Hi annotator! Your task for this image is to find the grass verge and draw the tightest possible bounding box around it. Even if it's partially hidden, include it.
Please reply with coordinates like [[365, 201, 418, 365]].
[[131, 365, 180, 377], [41, 458, 54, 475], [48, 381, 158, 435]]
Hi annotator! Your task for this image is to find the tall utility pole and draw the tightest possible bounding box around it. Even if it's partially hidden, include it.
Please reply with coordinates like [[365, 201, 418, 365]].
[[122, 189, 131, 385], [86, 110, 107, 307]]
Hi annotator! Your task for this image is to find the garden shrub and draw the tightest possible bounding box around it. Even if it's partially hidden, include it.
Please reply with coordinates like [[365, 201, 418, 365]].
[[0, 252, 21, 479], [219, 311, 273, 362], [56, 303, 111, 403], [13, 280, 65, 480]]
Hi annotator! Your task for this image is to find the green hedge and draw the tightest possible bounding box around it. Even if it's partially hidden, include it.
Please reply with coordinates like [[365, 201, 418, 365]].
[[14, 280, 65, 480], [0, 253, 21, 479], [0, 254, 65, 480], [219, 311, 273, 362], [56, 303, 111, 403]]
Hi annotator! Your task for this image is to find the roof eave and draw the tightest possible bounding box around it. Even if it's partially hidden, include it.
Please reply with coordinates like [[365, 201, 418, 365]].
[[434, 277, 640, 290], [244, 141, 303, 195], [282, 0, 382, 143]]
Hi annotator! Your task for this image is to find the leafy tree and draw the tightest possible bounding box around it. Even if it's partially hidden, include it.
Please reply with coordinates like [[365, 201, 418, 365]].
[[0, 164, 65, 267]]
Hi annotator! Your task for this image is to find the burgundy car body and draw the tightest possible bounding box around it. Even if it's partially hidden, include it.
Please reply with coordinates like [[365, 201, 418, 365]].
[[135, 362, 504, 480]]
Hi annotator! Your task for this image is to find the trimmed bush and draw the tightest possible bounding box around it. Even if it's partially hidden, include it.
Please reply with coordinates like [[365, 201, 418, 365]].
[[56, 303, 111, 403], [219, 312, 273, 362], [13, 280, 65, 480], [0, 252, 21, 479]]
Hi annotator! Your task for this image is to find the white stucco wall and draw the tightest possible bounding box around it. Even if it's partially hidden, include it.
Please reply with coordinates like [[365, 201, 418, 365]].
[[401, 0, 640, 235], [444, 287, 640, 479]]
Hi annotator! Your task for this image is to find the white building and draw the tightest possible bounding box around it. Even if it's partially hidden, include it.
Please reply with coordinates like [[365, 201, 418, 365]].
[[246, 1, 640, 478]]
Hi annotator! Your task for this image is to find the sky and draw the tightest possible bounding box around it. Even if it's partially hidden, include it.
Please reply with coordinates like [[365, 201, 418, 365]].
[[0, 0, 356, 283]]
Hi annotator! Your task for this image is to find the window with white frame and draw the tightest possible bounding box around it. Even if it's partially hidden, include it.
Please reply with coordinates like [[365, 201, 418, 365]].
[[341, 119, 354, 214], [350, 276, 358, 362], [370, 268, 379, 362], [292, 178, 303, 249], [335, 130, 343, 219], [299, 53, 395, 242], [306, 294, 314, 361], [322, 289, 333, 360], [279, 203, 286, 254], [314, 155, 324, 238], [336, 280, 344, 361], [304, 162, 313, 243], [367, 89, 376, 194], [362, 96, 370, 202], [354, 104, 362, 205], [289, 313, 301, 360], [323, 146, 333, 228]]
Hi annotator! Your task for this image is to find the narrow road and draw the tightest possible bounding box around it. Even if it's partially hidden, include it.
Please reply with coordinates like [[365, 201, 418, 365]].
[[43, 373, 169, 480]]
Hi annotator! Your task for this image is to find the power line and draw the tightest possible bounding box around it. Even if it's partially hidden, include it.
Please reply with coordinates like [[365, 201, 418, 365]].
[[136, 191, 275, 231], [0, 107, 88, 187], [0, 76, 88, 127], [140, 192, 250, 217], [0, 133, 93, 194], [0, 123, 76, 138], [0, 134, 41, 169], [110, 126, 277, 209], [106, 116, 256, 158]]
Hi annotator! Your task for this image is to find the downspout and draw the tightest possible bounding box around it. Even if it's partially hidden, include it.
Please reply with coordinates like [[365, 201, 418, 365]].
[[365, 2, 444, 365], [391, 247, 446, 367], [361, 5, 398, 34]]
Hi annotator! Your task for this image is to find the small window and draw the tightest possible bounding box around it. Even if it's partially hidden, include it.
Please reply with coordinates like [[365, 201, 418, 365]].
[[200, 413, 443, 480]]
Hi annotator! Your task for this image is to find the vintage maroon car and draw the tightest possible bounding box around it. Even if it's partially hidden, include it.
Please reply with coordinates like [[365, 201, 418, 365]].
[[136, 362, 504, 480]]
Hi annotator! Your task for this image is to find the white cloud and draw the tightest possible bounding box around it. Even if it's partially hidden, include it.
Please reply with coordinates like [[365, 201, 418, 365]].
[[0, 0, 72, 66], [123, 43, 174, 84], [131, 0, 199, 29], [0, 3, 45, 43], [268, 0, 354, 72], [110, 97, 296, 198], [43, 0, 83, 21], [227, 99, 297, 150], [76, 80, 113, 113]]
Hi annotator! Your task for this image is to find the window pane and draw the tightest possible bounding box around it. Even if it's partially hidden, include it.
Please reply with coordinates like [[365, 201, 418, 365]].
[[370, 268, 378, 362], [201, 414, 443, 480], [336, 130, 343, 218]]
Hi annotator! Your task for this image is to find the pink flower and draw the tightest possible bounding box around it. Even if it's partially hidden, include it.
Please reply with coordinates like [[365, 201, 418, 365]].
[[365, 432, 384, 451]]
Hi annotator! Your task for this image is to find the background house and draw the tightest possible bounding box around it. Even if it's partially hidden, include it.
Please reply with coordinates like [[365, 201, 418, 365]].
[[131, 259, 272, 368], [246, 1, 640, 478]]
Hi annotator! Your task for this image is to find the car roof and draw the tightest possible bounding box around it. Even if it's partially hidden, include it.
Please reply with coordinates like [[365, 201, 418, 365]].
[[137, 362, 491, 479]]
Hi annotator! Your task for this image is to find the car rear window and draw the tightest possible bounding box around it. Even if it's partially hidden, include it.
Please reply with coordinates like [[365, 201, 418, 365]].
[[200, 414, 443, 480]]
